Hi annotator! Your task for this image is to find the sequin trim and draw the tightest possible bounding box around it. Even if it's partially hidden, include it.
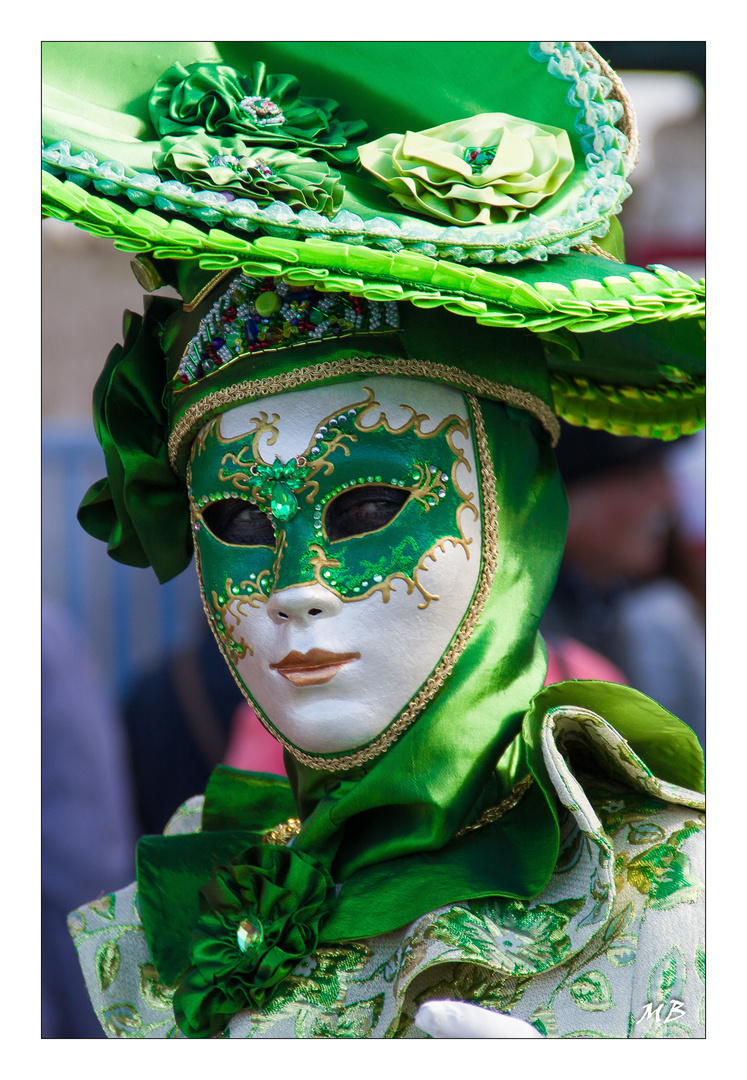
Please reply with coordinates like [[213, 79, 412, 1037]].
[[262, 818, 302, 845], [175, 274, 400, 391]]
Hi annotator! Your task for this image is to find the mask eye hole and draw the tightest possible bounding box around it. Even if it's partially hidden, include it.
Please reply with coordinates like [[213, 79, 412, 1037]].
[[326, 484, 410, 543], [201, 498, 276, 547]]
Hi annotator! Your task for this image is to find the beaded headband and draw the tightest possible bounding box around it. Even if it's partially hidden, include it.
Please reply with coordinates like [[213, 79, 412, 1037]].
[[175, 274, 400, 391]]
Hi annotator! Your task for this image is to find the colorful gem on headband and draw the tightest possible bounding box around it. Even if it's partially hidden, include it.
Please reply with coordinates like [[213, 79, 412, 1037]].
[[175, 274, 400, 390], [239, 96, 285, 126], [463, 145, 498, 175]]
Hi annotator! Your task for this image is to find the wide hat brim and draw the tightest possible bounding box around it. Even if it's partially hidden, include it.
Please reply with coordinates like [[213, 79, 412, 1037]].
[[42, 40, 704, 440]]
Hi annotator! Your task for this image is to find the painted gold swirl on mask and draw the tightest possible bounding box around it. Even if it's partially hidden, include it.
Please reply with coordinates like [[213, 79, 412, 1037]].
[[168, 356, 560, 474], [187, 390, 497, 770], [264, 394, 498, 770], [208, 575, 270, 660]]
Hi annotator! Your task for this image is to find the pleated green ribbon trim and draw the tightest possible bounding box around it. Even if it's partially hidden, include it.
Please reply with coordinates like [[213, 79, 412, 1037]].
[[45, 167, 704, 446], [42, 169, 704, 336]]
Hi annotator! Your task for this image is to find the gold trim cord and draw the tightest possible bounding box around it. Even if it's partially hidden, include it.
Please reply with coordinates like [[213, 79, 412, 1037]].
[[454, 774, 534, 838], [168, 356, 559, 471]]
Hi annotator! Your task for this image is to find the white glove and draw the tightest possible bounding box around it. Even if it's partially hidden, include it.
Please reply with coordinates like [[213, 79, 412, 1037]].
[[414, 1000, 544, 1039]]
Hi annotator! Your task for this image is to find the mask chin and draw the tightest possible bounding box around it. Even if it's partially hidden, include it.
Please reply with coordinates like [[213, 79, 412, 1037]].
[[189, 376, 486, 764]]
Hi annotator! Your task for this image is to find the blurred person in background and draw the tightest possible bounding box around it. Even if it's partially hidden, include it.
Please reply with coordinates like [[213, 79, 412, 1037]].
[[123, 623, 284, 837], [42, 597, 138, 1037], [542, 423, 705, 749]]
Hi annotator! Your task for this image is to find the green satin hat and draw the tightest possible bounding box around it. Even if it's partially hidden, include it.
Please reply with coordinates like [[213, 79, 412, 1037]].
[[43, 40, 705, 446], [42, 44, 707, 1037]]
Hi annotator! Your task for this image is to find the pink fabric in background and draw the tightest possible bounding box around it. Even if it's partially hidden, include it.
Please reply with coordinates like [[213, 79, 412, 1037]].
[[223, 703, 286, 775], [545, 636, 628, 686]]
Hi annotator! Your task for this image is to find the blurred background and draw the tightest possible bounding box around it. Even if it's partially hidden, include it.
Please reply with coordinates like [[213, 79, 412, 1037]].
[[41, 42, 705, 1036]]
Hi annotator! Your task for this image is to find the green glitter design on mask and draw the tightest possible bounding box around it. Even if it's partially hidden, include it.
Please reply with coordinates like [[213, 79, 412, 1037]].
[[191, 392, 474, 605]]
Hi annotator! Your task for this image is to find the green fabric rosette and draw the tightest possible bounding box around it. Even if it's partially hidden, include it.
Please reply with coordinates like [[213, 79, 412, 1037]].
[[173, 845, 336, 1038], [149, 61, 367, 166], [77, 297, 193, 584], [154, 134, 343, 214], [358, 112, 574, 226]]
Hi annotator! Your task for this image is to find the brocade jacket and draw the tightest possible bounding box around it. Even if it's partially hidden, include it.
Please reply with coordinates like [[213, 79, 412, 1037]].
[[69, 706, 705, 1038]]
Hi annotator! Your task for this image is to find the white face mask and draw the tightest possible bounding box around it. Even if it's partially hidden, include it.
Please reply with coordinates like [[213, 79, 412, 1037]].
[[189, 377, 483, 758]]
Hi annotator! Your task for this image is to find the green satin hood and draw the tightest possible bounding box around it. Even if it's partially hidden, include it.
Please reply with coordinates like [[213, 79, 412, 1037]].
[[134, 376, 704, 1038], [282, 396, 567, 872], [139, 397, 567, 942]]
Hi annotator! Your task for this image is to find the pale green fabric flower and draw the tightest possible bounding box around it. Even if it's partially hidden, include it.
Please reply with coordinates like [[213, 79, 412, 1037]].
[[155, 134, 343, 214], [358, 113, 574, 226]]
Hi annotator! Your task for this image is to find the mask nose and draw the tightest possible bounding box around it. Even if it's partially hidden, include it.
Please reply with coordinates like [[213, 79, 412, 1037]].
[[266, 583, 344, 626]]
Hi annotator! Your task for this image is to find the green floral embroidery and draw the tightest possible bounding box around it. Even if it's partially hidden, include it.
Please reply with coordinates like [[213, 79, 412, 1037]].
[[648, 945, 685, 1008], [530, 1004, 558, 1038], [627, 823, 666, 845], [695, 941, 705, 983], [602, 902, 637, 967], [95, 940, 122, 992], [139, 963, 176, 1011], [102, 1003, 143, 1037], [622, 821, 704, 911], [554, 824, 585, 874], [101, 1002, 172, 1039], [426, 896, 586, 975], [67, 911, 86, 936], [568, 970, 613, 1012], [88, 893, 117, 920], [588, 783, 669, 837], [310, 993, 385, 1038], [644, 1020, 693, 1039], [577, 868, 611, 928], [416, 963, 530, 1018], [359, 924, 431, 996], [260, 942, 372, 1017]]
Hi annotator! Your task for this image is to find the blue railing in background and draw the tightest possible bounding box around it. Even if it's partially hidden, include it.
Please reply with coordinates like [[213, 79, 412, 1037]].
[[42, 422, 205, 702]]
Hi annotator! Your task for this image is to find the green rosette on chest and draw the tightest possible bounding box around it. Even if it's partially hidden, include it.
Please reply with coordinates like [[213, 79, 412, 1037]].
[[173, 843, 336, 1038]]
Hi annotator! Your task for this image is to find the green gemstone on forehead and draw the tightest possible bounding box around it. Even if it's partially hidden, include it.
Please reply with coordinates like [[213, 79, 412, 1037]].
[[270, 484, 299, 522]]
